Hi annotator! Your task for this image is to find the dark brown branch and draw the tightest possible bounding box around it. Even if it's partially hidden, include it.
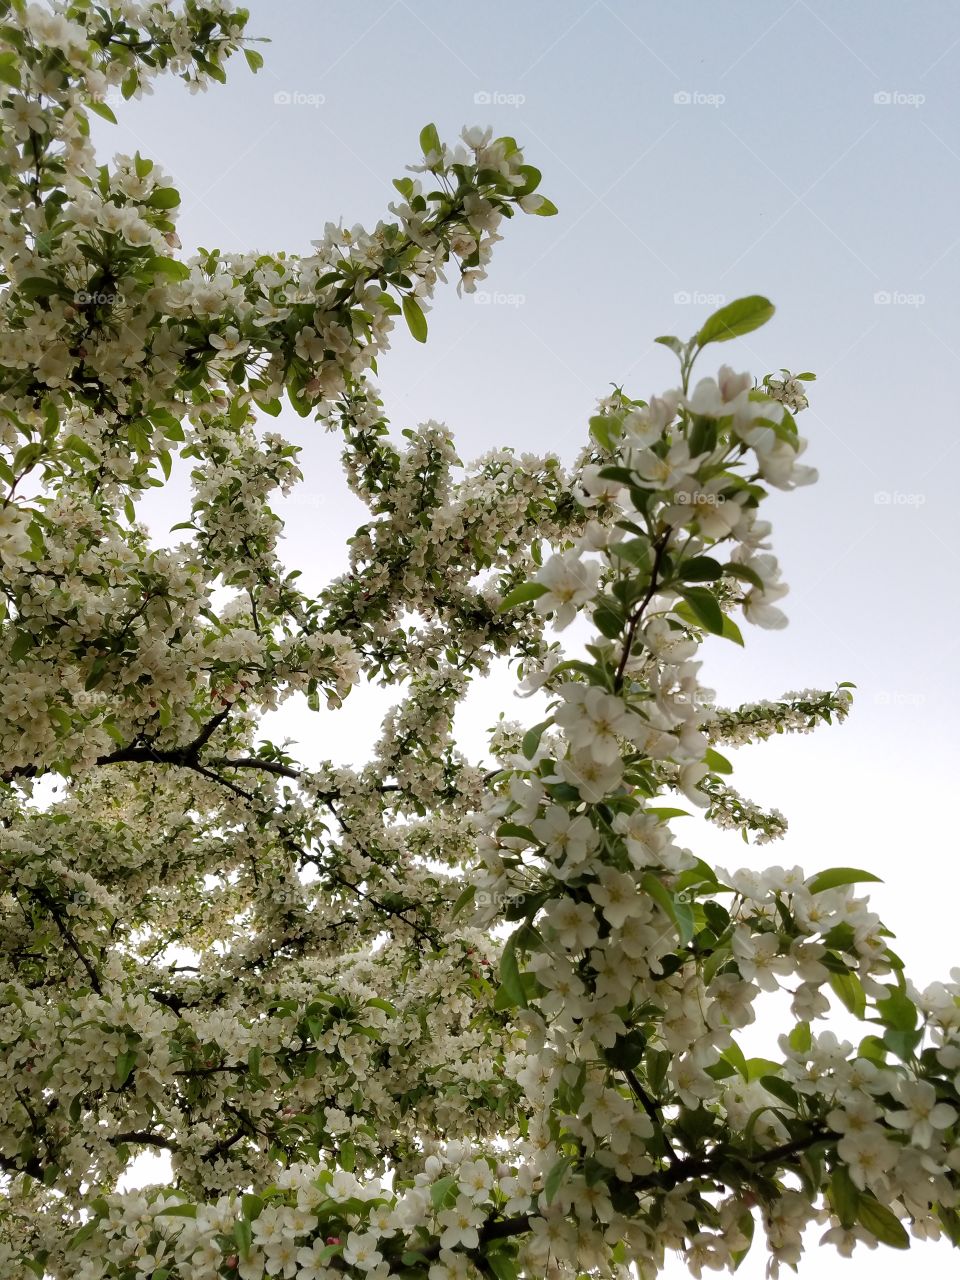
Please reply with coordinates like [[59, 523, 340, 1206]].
[[614, 531, 670, 693], [108, 1131, 177, 1151], [32, 884, 102, 994], [0, 1150, 44, 1181], [418, 1125, 830, 1264], [624, 1067, 678, 1163]]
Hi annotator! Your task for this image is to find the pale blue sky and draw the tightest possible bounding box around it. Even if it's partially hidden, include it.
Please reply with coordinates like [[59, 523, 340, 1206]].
[[101, 4, 960, 1271]]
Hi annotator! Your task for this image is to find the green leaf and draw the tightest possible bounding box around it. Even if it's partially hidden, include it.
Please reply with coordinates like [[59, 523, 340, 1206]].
[[62, 434, 99, 464], [721, 614, 745, 646], [499, 581, 548, 611], [589, 414, 618, 451], [604, 1029, 648, 1071], [340, 1139, 356, 1172], [88, 99, 118, 124], [247, 1045, 262, 1079], [244, 48, 264, 72], [788, 1021, 811, 1053], [148, 255, 190, 281], [678, 1103, 716, 1142], [114, 1049, 137, 1086], [876, 987, 917, 1032], [744, 1058, 781, 1084], [641, 873, 694, 944], [498, 934, 528, 1010], [857, 1196, 909, 1249], [645, 1048, 670, 1095], [365, 997, 397, 1016], [593, 603, 624, 639], [253, 396, 282, 417], [609, 537, 652, 570], [156, 1202, 197, 1218], [401, 293, 428, 342], [84, 656, 107, 691], [679, 587, 724, 635], [697, 295, 775, 347], [724, 561, 765, 590], [759, 1075, 799, 1109], [722, 1041, 748, 1080], [938, 1204, 960, 1248], [233, 1218, 253, 1258], [544, 1155, 573, 1205], [147, 187, 181, 210], [676, 555, 723, 582], [830, 970, 866, 1019], [883, 1028, 922, 1060], [522, 719, 551, 759], [485, 1249, 520, 1280], [101, 718, 125, 744], [731, 1208, 754, 1271], [830, 1166, 860, 1229], [531, 196, 558, 216], [655, 335, 685, 357], [452, 884, 477, 918], [10, 632, 33, 662], [496, 823, 535, 841], [704, 747, 733, 775], [707, 1057, 738, 1081], [0, 51, 22, 89], [858, 1035, 887, 1064], [67, 1220, 98, 1249], [419, 122, 441, 156], [18, 277, 64, 301], [806, 867, 882, 894], [429, 1175, 458, 1209]]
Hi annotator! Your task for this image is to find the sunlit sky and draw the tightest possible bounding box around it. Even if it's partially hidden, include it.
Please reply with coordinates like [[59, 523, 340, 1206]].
[[97, 2, 960, 1273]]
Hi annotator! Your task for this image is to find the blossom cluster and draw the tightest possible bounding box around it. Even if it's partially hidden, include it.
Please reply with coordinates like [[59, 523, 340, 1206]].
[[0, 6, 957, 1280]]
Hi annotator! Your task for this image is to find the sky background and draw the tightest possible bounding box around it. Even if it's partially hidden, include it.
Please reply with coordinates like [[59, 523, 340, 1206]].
[[98, 2, 960, 1273]]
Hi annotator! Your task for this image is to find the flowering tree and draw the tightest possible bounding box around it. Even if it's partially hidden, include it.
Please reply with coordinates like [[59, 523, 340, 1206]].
[[1, 3, 958, 1279]]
